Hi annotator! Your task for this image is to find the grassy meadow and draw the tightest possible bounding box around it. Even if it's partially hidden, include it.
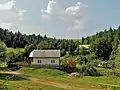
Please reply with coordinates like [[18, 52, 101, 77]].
[[17, 67, 120, 90], [0, 72, 61, 90], [0, 67, 120, 90]]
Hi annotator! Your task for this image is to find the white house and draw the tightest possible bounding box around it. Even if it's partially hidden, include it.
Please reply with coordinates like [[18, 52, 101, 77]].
[[28, 50, 60, 67]]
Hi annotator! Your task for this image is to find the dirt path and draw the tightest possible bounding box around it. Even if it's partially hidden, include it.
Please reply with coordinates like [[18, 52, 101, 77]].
[[0, 71, 101, 90], [29, 77, 72, 89]]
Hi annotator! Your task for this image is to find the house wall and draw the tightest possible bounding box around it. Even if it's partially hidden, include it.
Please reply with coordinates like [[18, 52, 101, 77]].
[[31, 57, 59, 66]]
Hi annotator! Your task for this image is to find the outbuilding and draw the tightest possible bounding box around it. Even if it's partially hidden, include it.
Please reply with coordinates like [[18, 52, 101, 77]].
[[28, 50, 60, 68]]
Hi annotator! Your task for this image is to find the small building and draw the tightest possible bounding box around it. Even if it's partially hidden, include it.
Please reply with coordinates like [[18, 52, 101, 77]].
[[28, 50, 60, 68]]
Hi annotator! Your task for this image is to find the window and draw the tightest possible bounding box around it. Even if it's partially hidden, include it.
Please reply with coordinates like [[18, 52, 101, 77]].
[[51, 60, 55, 63], [38, 60, 42, 63]]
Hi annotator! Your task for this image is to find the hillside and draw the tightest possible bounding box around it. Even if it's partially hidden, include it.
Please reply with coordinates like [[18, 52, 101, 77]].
[[1, 68, 120, 90], [1, 26, 120, 89]]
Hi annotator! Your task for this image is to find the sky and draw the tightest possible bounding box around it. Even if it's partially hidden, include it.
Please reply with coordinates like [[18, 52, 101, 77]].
[[0, 0, 120, 39]]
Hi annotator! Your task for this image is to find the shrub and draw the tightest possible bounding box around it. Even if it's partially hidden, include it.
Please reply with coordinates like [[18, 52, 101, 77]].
[[81, 65, 103, 76], [88, 59, 101, 67], [60, 57, 77, 73], [7, 51, 25, 64], [0, 41, 8, 63], [74, 68, 82, 73]]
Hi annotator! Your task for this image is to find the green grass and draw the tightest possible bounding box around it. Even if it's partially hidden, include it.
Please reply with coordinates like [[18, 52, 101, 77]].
[[82, 76, 120, 85], [18, 68, 67, 77], [0, 68, 66, 90], [17, 67, 120, 90], [6, 48, 24, 54], [1, 67, 120, 90], [0, 73, 61, 90], [0, 80, 60, 90]]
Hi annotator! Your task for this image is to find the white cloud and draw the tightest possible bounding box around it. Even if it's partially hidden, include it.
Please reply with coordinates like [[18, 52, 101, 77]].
[[43, 0, 57, 14], [0, 0, 27, 34], [0, 0, 26, 25], [40, 0, 87, 31], [0, 22, 12, 29], [0, 0, 47, 37], [8, 23, 48, 35], [0, 0, 15, 10], [41, 0, 60, 20], [18, 9, 26, 20]]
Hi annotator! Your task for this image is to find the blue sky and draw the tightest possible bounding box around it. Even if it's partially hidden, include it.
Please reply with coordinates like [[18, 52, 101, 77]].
[[0, 0, 120, 39]]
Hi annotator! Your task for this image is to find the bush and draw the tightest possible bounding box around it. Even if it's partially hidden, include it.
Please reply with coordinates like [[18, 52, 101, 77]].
[[74, 68, 82, 73], [75, 55, 88, 65], [89, 59, 101, 67], [60, 57, 77, 73], [60, 65, 76, 73], [102, 62, 110, 69], [81, 65, 103, 76], [0, 41, 8, 63], [7, 51, 25, 64]]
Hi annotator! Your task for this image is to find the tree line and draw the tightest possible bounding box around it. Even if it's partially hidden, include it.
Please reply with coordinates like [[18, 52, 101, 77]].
[[0, 28, 77, 57]]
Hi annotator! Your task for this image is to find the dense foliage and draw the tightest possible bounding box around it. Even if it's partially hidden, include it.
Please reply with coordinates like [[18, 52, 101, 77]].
[[0, 28, 77, 57], [82, 26, 120, 61], [0, 41, 7, 63]]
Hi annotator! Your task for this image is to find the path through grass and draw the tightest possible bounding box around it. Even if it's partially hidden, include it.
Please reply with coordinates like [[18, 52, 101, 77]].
[[0, 72, 61, 90]]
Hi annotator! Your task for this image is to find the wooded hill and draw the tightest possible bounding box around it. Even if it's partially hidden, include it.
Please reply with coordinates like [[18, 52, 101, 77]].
[[1, 26, 120, 62], [81, 26, 120, 61]]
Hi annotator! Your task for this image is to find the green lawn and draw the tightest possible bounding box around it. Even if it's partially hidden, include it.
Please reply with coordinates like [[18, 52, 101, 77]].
[[17, 67, 120, 90], [5, 81, 60, 90], [1, 67, 120, 90], [0, 73, 61, 90], [18, 67, 67, 77], [0, 80, 61, 90]]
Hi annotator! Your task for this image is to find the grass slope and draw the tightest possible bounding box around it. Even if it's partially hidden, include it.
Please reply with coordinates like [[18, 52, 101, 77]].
[[18, 68, 67, 77], [0, 73, 61, 90], [17, 67, 120, 90], [1, 67, 120, 89]]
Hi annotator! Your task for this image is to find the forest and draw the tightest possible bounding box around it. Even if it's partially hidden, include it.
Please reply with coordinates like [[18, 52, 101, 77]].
[[0, 28, 77, 57]]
